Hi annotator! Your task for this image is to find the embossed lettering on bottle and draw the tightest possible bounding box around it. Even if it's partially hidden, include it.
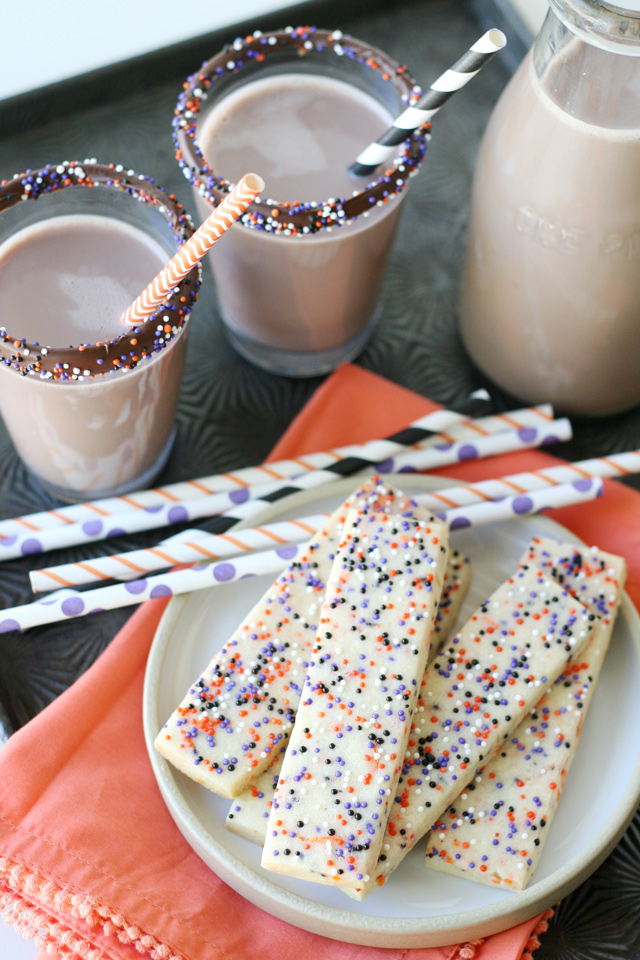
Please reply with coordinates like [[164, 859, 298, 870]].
[[515, 205, 586, 254]]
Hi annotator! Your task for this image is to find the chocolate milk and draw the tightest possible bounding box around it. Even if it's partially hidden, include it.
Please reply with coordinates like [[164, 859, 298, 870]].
[[200, 73, 393, 203], [459, 50, 640, 414], [0, 214, 188, 499], [195, 73, 404, 367], [0, 215, 167, 344]]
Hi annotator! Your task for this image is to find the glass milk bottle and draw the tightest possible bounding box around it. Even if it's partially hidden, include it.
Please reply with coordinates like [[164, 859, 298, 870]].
[[458, 1, 640, 415]]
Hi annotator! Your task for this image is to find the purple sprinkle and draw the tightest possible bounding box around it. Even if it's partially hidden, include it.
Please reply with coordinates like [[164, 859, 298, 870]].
[[167, 506, 189, 525], [82, 519, 103, 537], [39, 592, 65, 605], [0, 619, 20, 633], [542, 435, 559, 445], [144, 504, 164, 514], [214, 562, 236, 582], [107, 528, 126, 538], [125, 579, 148, 594], [150, 584, 173, 598], [61, 596, 85, 617], [449, 516, 471, 530], [230, 488, 250, 504], [0, 537, 17, 548], [21, 538, 43, 556], [458, 444, 479, 462], [518, 427, 537, 443], [375, 458, 394, 473], [512, 495, 534, 515], [276, 545, 298, 560], [572, 478, 593, 492]]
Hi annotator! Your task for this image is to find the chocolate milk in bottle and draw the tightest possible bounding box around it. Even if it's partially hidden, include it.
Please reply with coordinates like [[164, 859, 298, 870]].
[[459, 1, 640, 415]]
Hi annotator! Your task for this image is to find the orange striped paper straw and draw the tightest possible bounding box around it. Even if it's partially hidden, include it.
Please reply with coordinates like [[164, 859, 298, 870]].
[[121, 173, 265, 326]]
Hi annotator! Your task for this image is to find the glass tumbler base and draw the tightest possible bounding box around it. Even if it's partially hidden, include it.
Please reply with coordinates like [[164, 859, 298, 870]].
[[224, 303, 382, 378], [28, 428, 177, 504]]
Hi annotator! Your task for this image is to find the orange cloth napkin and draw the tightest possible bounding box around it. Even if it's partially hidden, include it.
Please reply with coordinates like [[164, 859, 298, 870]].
[[0, 364, 636, 960]]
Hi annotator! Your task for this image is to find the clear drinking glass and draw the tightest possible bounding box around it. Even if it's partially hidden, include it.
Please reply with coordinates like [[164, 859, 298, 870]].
[[0, 161, 200, 501], [174, 27, 429, 377], [458, 2, 640, 415]]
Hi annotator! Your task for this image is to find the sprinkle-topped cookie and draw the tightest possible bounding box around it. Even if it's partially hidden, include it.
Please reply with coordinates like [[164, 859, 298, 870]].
[[155, 478, 437, 799], [261, 507, 449, 890], [425, 538, 626, 889], [226, 748, 286, 844], [432, 551, 472, 660], [226, 551, 471, 843], [343, 563, 595, 899]]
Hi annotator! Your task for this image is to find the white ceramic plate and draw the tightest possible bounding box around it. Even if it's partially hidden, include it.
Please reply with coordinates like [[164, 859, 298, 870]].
[[143, 475, 640, 948]]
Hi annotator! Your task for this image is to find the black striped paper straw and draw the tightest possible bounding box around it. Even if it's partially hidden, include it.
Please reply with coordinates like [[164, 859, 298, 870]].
[[350, 29, 507, 178]]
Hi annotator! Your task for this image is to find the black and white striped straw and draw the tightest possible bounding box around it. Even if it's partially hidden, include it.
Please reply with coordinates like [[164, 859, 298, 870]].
[[198, 389, 490, 536], [350, 29, 507, 178]]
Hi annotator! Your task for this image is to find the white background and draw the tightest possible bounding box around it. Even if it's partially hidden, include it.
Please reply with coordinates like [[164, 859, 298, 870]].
[[0, 0, 549, 102], [0, 0, 294, 101], [508, 0, 547, 33]]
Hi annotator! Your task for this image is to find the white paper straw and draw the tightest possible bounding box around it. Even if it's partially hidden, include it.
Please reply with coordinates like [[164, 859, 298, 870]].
[[2, 418, 569, 563], [436, 477, 603, 529], [4, 544, 306, 633], [30, 513, 331, 591], [371, 417, 571, 474], [3, 479, 603, 633]]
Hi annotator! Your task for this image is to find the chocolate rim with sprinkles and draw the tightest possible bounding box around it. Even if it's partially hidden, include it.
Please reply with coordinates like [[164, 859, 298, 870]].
[[0, 161, 201, 380], [174, 26, 430, 235]]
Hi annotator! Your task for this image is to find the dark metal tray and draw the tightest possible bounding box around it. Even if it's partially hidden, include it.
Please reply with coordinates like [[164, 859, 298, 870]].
[[0, 3, 638, 955]]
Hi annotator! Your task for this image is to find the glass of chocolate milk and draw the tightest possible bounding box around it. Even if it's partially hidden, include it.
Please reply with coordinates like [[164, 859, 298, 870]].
[[175, 27, 428, 376], [0, 162, 200, 501], [459, 0, 640, 416]]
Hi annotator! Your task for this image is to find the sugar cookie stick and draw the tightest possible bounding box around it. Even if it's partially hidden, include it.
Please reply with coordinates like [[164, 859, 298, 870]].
[[156, 478, 437, 799], [344, 564, 595, 899], [425, 538, 626, 889], [261, 508, 449, 891], [226, 551, 471, 843]]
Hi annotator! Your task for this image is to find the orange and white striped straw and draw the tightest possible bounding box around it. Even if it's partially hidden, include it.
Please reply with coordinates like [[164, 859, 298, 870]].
[[121, 173, 265, 327]]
